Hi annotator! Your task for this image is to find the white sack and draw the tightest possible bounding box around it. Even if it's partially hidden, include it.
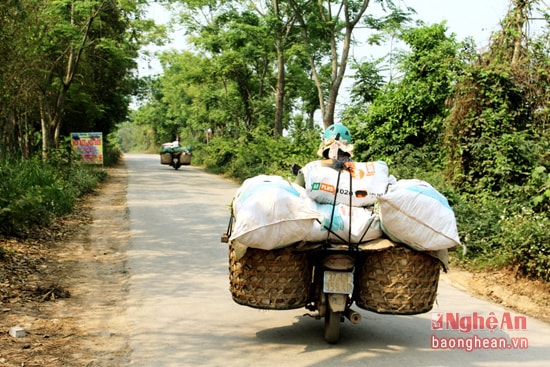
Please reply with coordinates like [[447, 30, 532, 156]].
[[379, 179, 461, 251], [232, 175, 289, 215], [306, 200, 383, 244], [230, 175, 322, 250], [301, 160, 390, 207]]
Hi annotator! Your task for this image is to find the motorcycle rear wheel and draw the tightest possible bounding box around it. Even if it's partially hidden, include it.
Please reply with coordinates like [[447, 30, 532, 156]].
[[324, 310, 341, 344]]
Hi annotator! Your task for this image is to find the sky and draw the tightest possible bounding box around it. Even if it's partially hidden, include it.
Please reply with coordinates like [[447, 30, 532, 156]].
[[402, 0, 511, 46], [138, 0, 516, 78]]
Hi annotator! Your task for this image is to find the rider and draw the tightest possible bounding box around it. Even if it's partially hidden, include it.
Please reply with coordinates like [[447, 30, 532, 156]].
[[317, 123, 354, 163], [293, 123, 354, 186]]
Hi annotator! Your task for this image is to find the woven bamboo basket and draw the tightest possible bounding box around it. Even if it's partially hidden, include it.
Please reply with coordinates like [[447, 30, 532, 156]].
[[179, 152, 192, 165], [355, 246, 441, 315], [229, 244, 311, 310], [160, 153, 172, 164]]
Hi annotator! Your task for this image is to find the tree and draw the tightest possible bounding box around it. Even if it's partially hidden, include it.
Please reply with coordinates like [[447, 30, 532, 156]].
[[286, 0, 411, 128], [285, 0, 365, 128], [172, 3, 291, 137], [249, 1, 299, 136], [166, 0, 411, 133], [444, 0, 549, 197], [37, 0, 125, 157], [344, 23, 467, 164], [0, 0, 152, 160], [0, 0, 44, 159]]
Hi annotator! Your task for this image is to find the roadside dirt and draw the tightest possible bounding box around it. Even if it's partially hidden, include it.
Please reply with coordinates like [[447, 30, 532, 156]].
[[0, 165, 130, 367], [1, 162, 549, 366]]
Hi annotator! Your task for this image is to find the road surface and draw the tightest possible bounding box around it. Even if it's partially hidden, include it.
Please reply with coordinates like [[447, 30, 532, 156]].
[[124, 153, 550, 367]]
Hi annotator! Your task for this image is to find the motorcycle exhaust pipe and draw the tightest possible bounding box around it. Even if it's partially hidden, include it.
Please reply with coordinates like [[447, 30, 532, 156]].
[[345, 308, 362, 324]]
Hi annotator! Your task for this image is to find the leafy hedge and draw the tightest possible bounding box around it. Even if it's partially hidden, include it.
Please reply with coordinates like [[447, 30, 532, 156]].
[[196, 124, 321, 181], [0, 154, 107, 237]]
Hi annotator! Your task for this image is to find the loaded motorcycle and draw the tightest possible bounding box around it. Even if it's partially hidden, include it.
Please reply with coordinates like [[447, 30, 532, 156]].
[[222, 216, 444, 344], [160, 146, 192, 170], [222, 160, 455, 343]]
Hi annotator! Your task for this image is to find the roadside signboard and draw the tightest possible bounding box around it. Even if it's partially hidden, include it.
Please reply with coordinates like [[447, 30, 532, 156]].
[[71, 132, 103, 164]]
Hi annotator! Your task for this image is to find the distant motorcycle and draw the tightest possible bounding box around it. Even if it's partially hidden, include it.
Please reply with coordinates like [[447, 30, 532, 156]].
[[160, 146, 192, 170]]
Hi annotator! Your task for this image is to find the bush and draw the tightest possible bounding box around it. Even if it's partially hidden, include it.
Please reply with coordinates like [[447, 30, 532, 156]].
[[199, 125, 320, 182], [0, 156, 105, 237], [103, 135, 123, 167], [442, 187, 550, 282], [451, 193, 507, 265], [499, 210, 550, 282]]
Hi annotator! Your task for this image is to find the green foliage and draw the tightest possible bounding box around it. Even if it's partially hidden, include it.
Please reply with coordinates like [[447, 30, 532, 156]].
[[450, 193, 507, 265], [499, 210, 549, 282], [114, 121, 141, 153], [438, 1, 550, 281], [341, 15, 550, 283], [444, 62, 548, 195], [526, 166, 550, 212], [349, 59, 385, 104], [0, 155, 105, 237], [102, 135, 123, 167], [0, 0, 152, 160], [198, 124, 320, 181], [123, 2, 550, 284], [345, 23, 468, 162], [452, 194, 549, 283], [199, 136, 239, 175]]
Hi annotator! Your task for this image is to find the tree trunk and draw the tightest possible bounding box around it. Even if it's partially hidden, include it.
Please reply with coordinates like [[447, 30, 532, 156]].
[[511, 0, 527, 66], [291, 0, 371, 129], [273, 0, 285, 137], [40, 112, 51, 159], [324, 21, 354, 128], [275, 41, 285, 136]]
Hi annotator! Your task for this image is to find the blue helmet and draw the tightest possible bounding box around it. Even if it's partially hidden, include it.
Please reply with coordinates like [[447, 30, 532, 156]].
[[323, 124, 351, 144]]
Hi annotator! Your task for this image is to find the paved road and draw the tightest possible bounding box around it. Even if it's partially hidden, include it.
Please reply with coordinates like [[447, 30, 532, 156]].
[[124, 153, 550, 367]]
